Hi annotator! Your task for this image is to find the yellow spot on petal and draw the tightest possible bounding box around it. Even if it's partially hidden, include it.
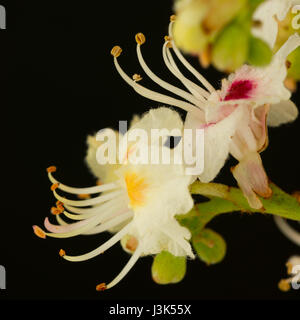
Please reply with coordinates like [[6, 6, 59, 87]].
[[96, 283, 107, 292], [125, 172, 148, 208], [135, 33, 146, 45], [33, 226, 46, 239]]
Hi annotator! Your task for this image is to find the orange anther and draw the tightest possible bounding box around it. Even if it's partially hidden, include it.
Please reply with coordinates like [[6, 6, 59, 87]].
[[170, 15, 176, 22], [51, 183, 60, 191], [59, 249, 66, 257], [96, 283, 107, 292], [111, 46, 122, 58], [47, 166, 57, 173], [33, 225, 46, 239], [135, 33, 146, 45]]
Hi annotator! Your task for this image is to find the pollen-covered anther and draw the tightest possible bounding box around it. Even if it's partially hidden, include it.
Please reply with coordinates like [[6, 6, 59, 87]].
[[56, 200, 64, 207], [51, 204, 64, 215], [135, 33, 146, 45], [33, 225, 46, 239], [170, 15, 176, 22], [96, 283, 107, 292], [59, 249, 66, 257], [278, 279, 291, 292], [51, 183, 60, 191], [111, 46, 122, 58], [164, 36, 172, 48], [47, 166, 57, 173], [132, 74, 142, 82]]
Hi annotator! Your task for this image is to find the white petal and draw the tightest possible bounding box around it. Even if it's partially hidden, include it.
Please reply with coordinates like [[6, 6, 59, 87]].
[[252, 0, 293, 48], [186, 105, 244, 183], [267, 100, 299, 126]]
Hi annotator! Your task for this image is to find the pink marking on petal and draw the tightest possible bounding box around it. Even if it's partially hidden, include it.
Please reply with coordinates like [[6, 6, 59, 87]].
[[224, 80, 256, 101]]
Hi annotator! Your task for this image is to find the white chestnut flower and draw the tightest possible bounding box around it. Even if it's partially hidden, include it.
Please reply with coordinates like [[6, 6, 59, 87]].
[[33, 108, 194, 290], [111, 17, 299, 209]]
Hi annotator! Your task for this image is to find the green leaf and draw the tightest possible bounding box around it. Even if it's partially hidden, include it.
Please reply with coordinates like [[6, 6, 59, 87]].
[[151, 251, 186, 285], [248, 36, 273, 66], [192, 228, 226, 265]]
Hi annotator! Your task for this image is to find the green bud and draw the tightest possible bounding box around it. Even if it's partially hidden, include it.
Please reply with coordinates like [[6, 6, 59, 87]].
[[202, 0, 247, 35], [287, 46, 300, 81], [247, 36, 273, 67], [192, 228, 226, 264], [212, 22, 249, 72], [151, 251, 186, 285]]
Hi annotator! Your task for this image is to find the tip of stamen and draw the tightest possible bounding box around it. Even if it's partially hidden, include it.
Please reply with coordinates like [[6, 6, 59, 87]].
[[59, 249, 66, 257], [278, 279, 291, 292], [132, 74, 142, 82], [164, 35, 172, 48], [51, 205, 64, 215], [51, 183, 60, 191], [96, 283, 107, 292], [33, 225, 46, 239], [96, 180, 102, 186], [111, 46, 122, 58], [286, 262, 293, 275], [47, 166, 57, 173], [135, 33, 146, 45], [170, 15, 176, 22]]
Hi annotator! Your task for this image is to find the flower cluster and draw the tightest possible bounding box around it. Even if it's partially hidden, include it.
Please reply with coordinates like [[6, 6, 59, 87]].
[[33, 14, 300, 291]]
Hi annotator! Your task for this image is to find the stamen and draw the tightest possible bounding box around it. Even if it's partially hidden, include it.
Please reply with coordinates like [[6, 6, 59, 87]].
[[163, 42, 209, 100], [53, 189, 123, 207], [135, 33, 146, 45], [111, 46, 122, 58], [112, 54, 199, 113], [33, 225, 46, 239], [48, 172, 119, 195], [168, 21, 215, 93], [83, 211, 132, 235], [47, 166, 57, 173], [274, 216, 300, 246], [59, 249, 66, 257], [63, 223, 133, 262], [106, 243, 143, 289], [136, 41, 205, 108], [96, 283, 107, 292]]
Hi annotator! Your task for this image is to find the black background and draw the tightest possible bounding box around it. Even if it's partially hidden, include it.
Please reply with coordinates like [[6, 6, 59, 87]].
[[2, 0, 300, 300]]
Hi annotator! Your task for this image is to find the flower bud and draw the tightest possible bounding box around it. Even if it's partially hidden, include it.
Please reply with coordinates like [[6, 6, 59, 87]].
[[247, 36, 272, 67], [151, 251, 186, 285]]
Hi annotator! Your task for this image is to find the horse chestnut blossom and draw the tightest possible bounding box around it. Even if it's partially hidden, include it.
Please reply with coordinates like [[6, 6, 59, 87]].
[[112, 17, 300, 209], [33, 108, 195, 290]]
